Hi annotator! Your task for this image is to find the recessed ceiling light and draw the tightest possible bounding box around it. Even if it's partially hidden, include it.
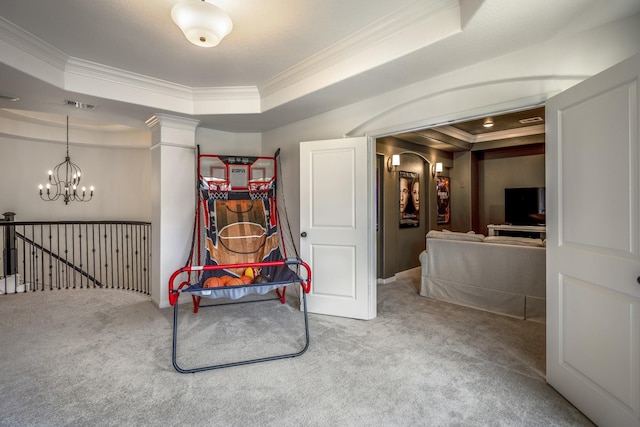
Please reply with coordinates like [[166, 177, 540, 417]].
[[0, 94, 20, 102], [483, 117, 494, 128], [64, 100, 96, 110]]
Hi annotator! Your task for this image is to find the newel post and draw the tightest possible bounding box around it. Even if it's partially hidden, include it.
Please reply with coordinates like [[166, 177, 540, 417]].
[[2, 211, 17, 276]]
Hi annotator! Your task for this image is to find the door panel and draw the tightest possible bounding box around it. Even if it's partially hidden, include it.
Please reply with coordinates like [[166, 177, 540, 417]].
[[560, 83, 636, 254], [561, 275, 638, 409], [300, 137, 376, 320], [547, 53, 640, 426], [311, 245, 356, 297]]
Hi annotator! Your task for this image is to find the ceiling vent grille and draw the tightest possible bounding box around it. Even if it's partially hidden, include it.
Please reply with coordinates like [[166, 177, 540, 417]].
[[519, 116, 543, 124], [64, 100, 96, 110]]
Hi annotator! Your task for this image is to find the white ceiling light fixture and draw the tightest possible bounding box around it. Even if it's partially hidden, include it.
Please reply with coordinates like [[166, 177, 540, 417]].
[[483, 117, 494, 128], [171, 0, 233, 48]]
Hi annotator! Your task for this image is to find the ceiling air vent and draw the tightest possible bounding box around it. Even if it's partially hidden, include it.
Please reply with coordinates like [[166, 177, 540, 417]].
[[519, 116, 543, 124], [64, 100, 96, 110], [0, 94, 20, 101]]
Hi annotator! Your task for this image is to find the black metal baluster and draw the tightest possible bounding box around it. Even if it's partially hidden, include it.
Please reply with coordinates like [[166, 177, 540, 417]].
[[124, 224, 130, 290], [120, 224, 125, 290], [114, 223, 119, 289], [142, 225, 148, 294], [76, 223, 82, 289], [133, 224, 139, 292], [92, 223, 97, 288], [30, 224, 38, 290], [54, 224, 59, 290], [103, 224, 109, 289], [71, 223, 76, 289], [146, 224, 150, 293], [39, 224, 45, 292]]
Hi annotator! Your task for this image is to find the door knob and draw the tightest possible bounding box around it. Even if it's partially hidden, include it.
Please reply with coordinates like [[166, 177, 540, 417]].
[[301, 232, 307, 238]]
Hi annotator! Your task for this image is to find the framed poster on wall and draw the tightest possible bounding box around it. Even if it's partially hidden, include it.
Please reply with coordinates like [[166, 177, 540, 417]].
[[399, 170, 419, 228], [436, 176, 450, 224]]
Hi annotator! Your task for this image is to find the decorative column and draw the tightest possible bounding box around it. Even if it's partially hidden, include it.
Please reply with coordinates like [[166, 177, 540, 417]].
[[147, 114, 199, 308]]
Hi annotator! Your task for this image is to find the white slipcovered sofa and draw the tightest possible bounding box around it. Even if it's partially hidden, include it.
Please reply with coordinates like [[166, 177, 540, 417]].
[[419, 230, 546, 323]]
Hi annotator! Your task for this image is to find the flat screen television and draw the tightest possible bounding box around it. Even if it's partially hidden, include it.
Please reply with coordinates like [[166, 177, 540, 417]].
[[504, 187, 546, 225]]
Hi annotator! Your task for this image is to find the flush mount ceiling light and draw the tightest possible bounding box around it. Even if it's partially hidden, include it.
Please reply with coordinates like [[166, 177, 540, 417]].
[[171, 0, 233, 47], [483, 117, 494, 128]]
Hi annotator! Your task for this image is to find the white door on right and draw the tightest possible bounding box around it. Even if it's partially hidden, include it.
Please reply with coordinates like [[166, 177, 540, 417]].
[[546, 53, 640, 426]]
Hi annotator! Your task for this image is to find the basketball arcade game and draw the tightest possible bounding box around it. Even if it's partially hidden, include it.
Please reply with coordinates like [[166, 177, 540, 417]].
[[168, 150, 312, 373]]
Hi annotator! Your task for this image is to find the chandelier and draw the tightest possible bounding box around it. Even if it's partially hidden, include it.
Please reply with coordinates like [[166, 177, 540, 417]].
[[39, 116, 94, 204]]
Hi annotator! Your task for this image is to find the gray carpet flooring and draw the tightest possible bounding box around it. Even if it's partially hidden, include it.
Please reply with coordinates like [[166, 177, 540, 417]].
[[0, 277, 594, 426]]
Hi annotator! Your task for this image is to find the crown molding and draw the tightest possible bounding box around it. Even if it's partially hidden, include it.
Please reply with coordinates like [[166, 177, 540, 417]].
[[259, 0, 461, 99], [66, 58, 261, 103], [435, 125, 474, 142], [0, 16, 67, 72], [146, 114, 199, 131], [66, 58, 193, 99], [473, 124, 545, 143], [192, 86, 260, 101], [1, 1, 460, 116], [1, 17, 261, 113], [436, 123, 545, 143]]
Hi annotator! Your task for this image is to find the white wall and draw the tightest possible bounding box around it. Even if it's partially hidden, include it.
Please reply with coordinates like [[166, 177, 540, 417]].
[[262, 14, 640, 244], [0, 126, 151, 222], [196, 128, 261, 156], [0, 119, 262, 221]]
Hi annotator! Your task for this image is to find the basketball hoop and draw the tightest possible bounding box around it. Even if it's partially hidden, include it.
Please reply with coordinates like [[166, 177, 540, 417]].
[[203, 178, 230, 200], [248, 179, 274, 200]]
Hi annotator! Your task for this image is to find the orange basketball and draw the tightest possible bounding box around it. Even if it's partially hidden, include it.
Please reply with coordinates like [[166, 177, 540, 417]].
[[226, 277, 244, 286], [203, 277, 222, 288]]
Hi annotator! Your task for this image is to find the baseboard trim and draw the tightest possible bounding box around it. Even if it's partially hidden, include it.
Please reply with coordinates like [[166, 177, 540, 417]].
[[377, 267, 421, 285], [396, 267, 421, 279]]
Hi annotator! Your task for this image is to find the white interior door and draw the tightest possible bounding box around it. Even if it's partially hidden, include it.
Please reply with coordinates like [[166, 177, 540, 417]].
[[300, 137, 376, 320], [546, 53, 640, 426]]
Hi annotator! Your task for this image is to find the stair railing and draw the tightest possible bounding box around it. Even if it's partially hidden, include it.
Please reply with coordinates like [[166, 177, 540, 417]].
[[1, 219, 151, 295]]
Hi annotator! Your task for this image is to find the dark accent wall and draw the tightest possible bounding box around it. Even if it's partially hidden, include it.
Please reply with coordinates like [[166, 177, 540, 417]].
[[376, 137, 452, 280], [477, 145, 545, 234], [377, 138, 545, 279]]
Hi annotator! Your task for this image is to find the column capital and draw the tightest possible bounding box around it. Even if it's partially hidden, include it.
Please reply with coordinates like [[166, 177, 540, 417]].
[[146, 114, 200, 132], [147, 114, 200, 149]]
